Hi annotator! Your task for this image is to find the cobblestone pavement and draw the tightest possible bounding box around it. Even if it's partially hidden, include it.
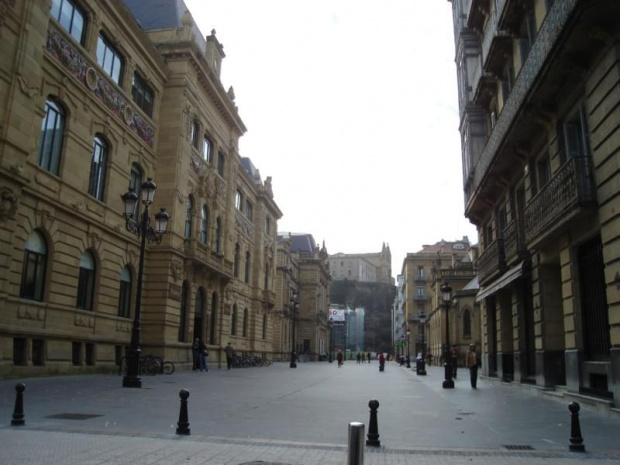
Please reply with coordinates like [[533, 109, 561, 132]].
[[1, 362, 619, 464]]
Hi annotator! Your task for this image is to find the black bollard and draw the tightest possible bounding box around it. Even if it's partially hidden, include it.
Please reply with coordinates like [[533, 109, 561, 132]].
[[568, 402, 585, 452], [366, 399, 380, 447], [176, 389, 190, 435], [11, 383, 26, 426]]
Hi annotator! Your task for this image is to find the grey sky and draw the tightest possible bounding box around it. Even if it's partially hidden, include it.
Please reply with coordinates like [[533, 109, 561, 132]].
[[184, 0, 478, 275]]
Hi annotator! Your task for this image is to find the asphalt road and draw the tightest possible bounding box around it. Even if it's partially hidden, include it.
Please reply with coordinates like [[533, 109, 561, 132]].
[[1, 361, 619, 452]]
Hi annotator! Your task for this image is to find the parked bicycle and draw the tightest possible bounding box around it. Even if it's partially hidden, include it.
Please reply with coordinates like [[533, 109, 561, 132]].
[[119, 354, 174, 375]]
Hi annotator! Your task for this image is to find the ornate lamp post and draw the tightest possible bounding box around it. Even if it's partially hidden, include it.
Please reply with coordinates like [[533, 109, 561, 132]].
[[441, 282, 454, 389], [121, 178, 169, 388], [406, 328, 411, 368], [418, 310, 427, 376], [290, 291, 299, 368]]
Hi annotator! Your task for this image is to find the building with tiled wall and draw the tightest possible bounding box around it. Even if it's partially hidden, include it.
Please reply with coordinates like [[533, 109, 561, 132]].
[[449, 0, 620, 404]]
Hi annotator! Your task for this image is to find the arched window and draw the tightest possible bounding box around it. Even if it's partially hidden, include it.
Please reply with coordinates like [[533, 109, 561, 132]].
[[128, 163, 143, 221], [209, 292, 217, 344], [88, 135, 108, 201], [38, 98, 65, 175], [215, 217, 222, 254], [245, 251, 251, 283], [20, 230, 47, 301], [200, 205, 209, 244], [202, 136, 212, 162], [76, 251, 96, 310], [262, 314, 267, 340], [231, 305, 237, 336], [234, 243, 240, 277], [194, 287, 205, 341], [463, 308, 472, 338], [184, 197, 193, 243], [179, 281, 189, 342], [118, 266, 132, 318], [243, 308, 249, 337]]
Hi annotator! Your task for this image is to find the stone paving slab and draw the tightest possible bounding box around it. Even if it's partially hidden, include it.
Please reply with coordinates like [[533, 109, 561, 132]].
[[1, 428, 620, 465]]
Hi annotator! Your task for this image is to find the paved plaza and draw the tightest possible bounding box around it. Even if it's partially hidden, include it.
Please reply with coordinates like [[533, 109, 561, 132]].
[[1, 361, 619, 464]]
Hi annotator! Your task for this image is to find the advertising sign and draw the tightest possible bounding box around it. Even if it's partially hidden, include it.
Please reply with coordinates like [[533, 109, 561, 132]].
[[329, 308, 345, 321]]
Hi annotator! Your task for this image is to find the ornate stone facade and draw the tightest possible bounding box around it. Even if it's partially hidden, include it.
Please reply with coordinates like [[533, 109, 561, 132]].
[[0, 0, 281, 377]]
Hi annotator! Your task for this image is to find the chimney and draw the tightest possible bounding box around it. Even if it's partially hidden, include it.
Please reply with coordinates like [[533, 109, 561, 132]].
[[206, 29, 225, 78]]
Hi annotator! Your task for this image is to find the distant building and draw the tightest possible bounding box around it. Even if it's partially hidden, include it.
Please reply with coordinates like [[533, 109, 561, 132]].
[[346, 307, 365, 351], [275, 233, 331, 361], [328, 243, 393, 285], [401, 238, 475, 361]]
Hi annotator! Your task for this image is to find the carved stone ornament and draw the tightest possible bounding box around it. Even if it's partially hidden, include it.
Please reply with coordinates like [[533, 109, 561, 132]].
[[85, 67, 98, 90], [122, 105, 134, 124], [0, 188, 19, 220], [170, 261, 184, 281], [17, 74, 39, 99]]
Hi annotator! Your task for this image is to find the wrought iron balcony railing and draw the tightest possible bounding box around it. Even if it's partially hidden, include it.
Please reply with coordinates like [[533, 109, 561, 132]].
[[502, 219, 526, 263], [524, 157, 597, 244], [477, 238, 505, 285]]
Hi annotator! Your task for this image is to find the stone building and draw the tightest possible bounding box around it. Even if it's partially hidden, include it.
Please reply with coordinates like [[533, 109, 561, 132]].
[[275, 233, 331, 361], [401, 238, 475, 362], [0, 0, 281, 377], [328, 243, 393, 285], [449, 0, 620, 403]]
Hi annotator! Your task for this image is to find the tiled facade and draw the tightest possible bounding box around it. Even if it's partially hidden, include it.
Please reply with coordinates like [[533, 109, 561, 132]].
[[449, 0, 620, 402], [0, 0, 282, 376]]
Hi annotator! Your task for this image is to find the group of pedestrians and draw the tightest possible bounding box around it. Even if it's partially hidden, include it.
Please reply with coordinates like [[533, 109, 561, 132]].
[[355, 351, 373, 364]]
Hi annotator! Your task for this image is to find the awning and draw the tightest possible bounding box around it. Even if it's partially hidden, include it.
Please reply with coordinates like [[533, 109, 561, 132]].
[[476, 261, 524, 302]]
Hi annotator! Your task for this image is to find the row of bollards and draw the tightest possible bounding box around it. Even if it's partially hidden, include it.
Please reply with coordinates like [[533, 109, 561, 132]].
[[9, 383, 588, 456]]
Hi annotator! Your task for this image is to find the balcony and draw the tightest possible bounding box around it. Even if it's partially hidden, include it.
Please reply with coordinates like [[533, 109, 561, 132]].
[[502, 219, 526, 264], [524, 157, 597, 246], [466, 0, 580, 213], [414, 294, 428, 302], [481, 8, 512, 75], [414, 275, 427, 283], [262, 290, 276, 309], [477, 238, 505, 286]]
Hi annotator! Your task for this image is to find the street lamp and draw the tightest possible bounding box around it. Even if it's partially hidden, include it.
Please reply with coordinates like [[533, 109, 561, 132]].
[[441, 282, 454, 389], [121, 178, 169, 388], [406, 328, 411, 368], [290, 291, 299, 368], [418, 311, 427, 376], [328, 317, 334, 363]]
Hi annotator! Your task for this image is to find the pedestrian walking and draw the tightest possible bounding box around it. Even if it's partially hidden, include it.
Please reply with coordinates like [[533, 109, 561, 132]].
[[379, 352, 385, 372], [466, 343, 478, 388], [451, 344, 458, 379], [356, 352, 361, 364], [192, 338, 200, 371], [225, 342, 234, 370], [367, 352, 371, 363], [361, 352, 366, 363], [337, 349, 343, 367], [199, 339, 209, 372]]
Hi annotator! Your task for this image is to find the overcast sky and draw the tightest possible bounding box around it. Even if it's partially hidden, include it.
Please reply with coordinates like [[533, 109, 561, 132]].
[[184, 0, 478, 276]]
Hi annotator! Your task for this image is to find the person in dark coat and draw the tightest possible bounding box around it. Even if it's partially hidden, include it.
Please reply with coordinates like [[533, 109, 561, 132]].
[[466, 344, 479, 388], [224, 342, 234, 370], [337, 350, 343, 367]]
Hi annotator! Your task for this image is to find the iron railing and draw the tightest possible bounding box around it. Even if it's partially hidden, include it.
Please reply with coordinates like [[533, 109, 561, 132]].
[[477, 238, 505, 285], [524, 157, 596, 244], [502, 219, 525, 262]]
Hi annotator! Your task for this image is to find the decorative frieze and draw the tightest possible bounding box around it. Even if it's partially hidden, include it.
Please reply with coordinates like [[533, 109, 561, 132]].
[[46, 26, 155, 148]]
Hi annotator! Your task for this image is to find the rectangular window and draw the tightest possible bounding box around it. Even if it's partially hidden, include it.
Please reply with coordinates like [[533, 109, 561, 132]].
[[561, 104, 590, 163], [235, 189, 243, 211], [72, 342, 82, 366], [131, 73, 154, 117], [13, 338, 27, 366], [85, 343, 95, 366], [51, 0, 85, 45], [118, 279, 131, 318], [417, 286, 425, 297], [97, 34, 124, 85], [245, 200, 253, 221], [38, 100, 65, 175], [32, 339, 45, 366], [264, 217, 271, 235]]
